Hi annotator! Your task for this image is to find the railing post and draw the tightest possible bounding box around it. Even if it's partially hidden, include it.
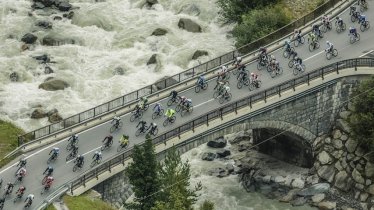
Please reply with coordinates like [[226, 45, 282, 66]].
[[206, 115, 209, 126], [96, 168, 99, 180], [336, 62, 339, 74], [307, 74, 310, 85], [355, 58, 357, 71], [178, 127, 181, 139], [264, 91, 267, 103], [83, 175, 86, 187], [220, 109, 223, 120], [293, 79, 296, 91], [109, 161, 111, 173], [136, 90, 139, 99], [122, 153, 125, 166], [93, 107, 96, 116], [48, 125, 51, 135], [249, 96, 252, 108], [219, 56, 222, 65], [321, 68, 324, 80], [78, 114, 81, 123], [235, 102, 238, 114], [278, 86, 281, 97], [179, 73, 181, 82], [70, 183, 73, 195], [192, 121, 195, 132]]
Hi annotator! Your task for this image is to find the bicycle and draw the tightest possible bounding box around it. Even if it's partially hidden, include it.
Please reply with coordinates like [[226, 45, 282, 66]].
[[218, 92, 232, 104], [232, 64, 245, 75], [135, 125, 148, 137], [65, 149, 78, 161], [213, 87, 225, 99], [257, 56, 269, 70], [41, 175, 49, 185], [326, 48, 338, 60], [167, 96, 180, 106], [351, 11, 360, 22], [283, 47, 295, 59], [47, 153, 58, 164], [24, 200, 32, 209], [66, 139, 78, 151], [195, 81, 208, 93], [335, 21, 346, 33], [117, 142, 128, 152], [293, 35, 305, 47], [100, 141, 113, 151], [349, 33, 360, 44], [13, 193, 24, 203], [360, 20, 370, 32], [130, 111, 143, 122], [14, 175, 24, 185], [73, 160, 84, 172], [152, 108, 164, 120], [90, 158, 101, 168], [147, 127, 159, 136], [180, 105, 193, 117], [249, 80, 262, 91], [308, 41, 320, 52], [293, 62, 306, 75], [269, 64, 283, 78], [110, 121, 123, 133], [321, 21, 332, 33], [237, 74, 250, 89], [163, 116, 176, 127], [40, 184, 51, 195]]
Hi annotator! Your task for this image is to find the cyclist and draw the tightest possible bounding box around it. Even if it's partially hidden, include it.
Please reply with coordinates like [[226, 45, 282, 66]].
[[325, 41, 334, 53], [284, 40, 291, 52], [111, 116, 121, 128], [259, 47, 267, 57], [169, 90, 178, 101], [49, 147, 60, 158], [148, 123, 158, 135], [137, 120, 147, 133], [153, 103, 162, 115], [45, 176, 54, 189], [119, 135, 129, 148], [165, 108, 176, 121], [17, 157, 27, 168], [358, 14, 367, 24], [233, 56, 242, 66], [293, 29, 302, 40], [185, 98, 192, 110], [24, 194, 34, 207], [70, 144, 79, 156], [5, 182, 14, 194], [16, 186, 26, 197], [223, 85, 230, 98], [322, 15, 331, 29], [138, 96, 148, 110], [197, 75, 206, 87], [133, 104, 142, 116], [43, 166, 54, 176], [349, 26, 358, 38], [335, 16, 344, 27], [102, 135, 113, 148], [308, 32, 317, 44], [312, 24, 321, 37], [16, 167, 27, 181], [68, 134, 78, 145], [214, 81, 226, 95], [179, 95, 187, 106], [238, 69, 248, 81], [250, 73, 259, 87], [74, 155, 84, 168], [295, 56, 303, 65], [349, 6, 356, 14], [92, 151, 102, 162], [218, 65, 228, 80]]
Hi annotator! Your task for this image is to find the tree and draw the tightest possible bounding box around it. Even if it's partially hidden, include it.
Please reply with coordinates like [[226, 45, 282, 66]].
[[126, 136, 160, 210], [347, 76, 374, 150], [199, 200, 215, 210]]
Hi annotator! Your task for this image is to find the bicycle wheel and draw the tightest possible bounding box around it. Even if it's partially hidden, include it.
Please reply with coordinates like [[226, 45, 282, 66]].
[[66, 153, 72, 161], [257, 62, 263, 70], [249, 82, 255, 91], [47, 156, 53, 164], [175, 104, 182, 112], [243, 79, 250, 86], [163, 118, 170, 127], [308, 43, 314, 52], [117, 144, 124, 152], [110, 125, 116, 133], [283, 50, 289, 58], [277, 67, 283, 75], [270, 70, 277, 78], [152, 127, 159, 136], [130, 113, 139, 122], [293, 67, 299, 75], [117, 121, 123, 129], [256, 81, 262, 88], [170, 116, 176, 123], [288, 60, 294, 68], [194, 85, 201, 93], [100, 144, 106, 151], [152, 112, 158, 120], [332, 49, 338, 57], [135, 128, 142, 137], [321, 25, 327, 33], [293, 39, 299, 47], [90, 160, 97, 168], [167, 98, 174, 106], [326, 52, 332, 60], [213, 91, 219, 99], [73, 164, 78, 172], [237, 80, 243, 89], [226, 93, 232, 101], [66, 142, 72, 151], [202, 83, 208, 90]]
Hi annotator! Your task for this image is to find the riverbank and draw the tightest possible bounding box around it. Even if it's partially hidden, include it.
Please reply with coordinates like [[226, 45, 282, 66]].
[[0, 120, 24, 168]]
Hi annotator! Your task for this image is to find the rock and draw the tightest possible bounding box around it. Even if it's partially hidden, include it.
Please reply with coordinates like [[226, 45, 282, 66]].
[[44, 66, 54, 74], [58, 2, 72, 11], [226, 164, 234, 173], [33, 54, 50, 63], [39, 79, 69, 91], [306, 175, 319, 185], [207, 136, 226, 148], [339, 110, 350, 119], [178, 18, 202, 33], [355, 183, 364, 190], [114, 67, 125, 75], [216, 149, 230, 158], [334, 171, 350, 191], [345, 138, 358, 153], [341, 134, 348, 141], [279, 189, 298, 202], [353, 169, 365, 184], [367, 184, 374, 195], [291, 178, 305, 189], [318, 201, 336, 210], [178, 4, 201, 16], [333, 139, 343, 149], [192, 50, 208, 60], [36, 20, 52, 29], [229, 131, 251, 144], [63, 11, 74, 19], [274, 176, 285, 183], [365, 162, 374, 178], [335, 161, 343, 171], [154, 76, 178, 91], [201, 152, 216, 161], [324, 137, 331, 144], [32, 2, 46, 9], [337, 119, 351, 133], [333, 129, 342, 139], [238, 142, 250, 152], [366, 179, 372, 186], [312, 193, 325, 203], [21, 33, 37, 44], [355, 146, 364, 157], [146, 0, 158, 6], [318, 151, 332, 165], [53, 16, 63, 21], [297, 183, 330, 196], [42, 37, 56, 46], [262, 175, 271, 183], [290, 196, 306, 206], [48, 112, 63, 123], [31, 108, 47, 119], [147, 54, 158, 65], [151, 28, 167, 36], [208, 167, 227, 177], [47, 108, 58, 116], [9, 72, 19, 82]]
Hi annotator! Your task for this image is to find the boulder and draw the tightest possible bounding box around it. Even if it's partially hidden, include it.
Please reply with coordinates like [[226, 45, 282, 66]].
[[114, 67, 125, 75], [297, 183, 330, 196], [291, 178, 305, 189], [333, 129, 342, 139], [33, 54, 50, 63], [216, 149, 230, 158], [9, 72, 19, 82], [318, 151, 332, 165], [48, 112, 63, 123], [290, 196, 307, 206], [151, 28, 168, 36], [39, 79, 69, 91], [279, 189, 298, 202], [317, 166, 335, 182], [178, 4, 201, 16], [146, 0, 158, 6], [345, 138, 358, 153], [324, 137, 331, 144], [318, 201, 336, 210], [352, 168, 365, 184], [58, 2, 72, 11], [334, 171, 350, 191], [274, 176, 285, 183], [44, 66, 54, 74], [32, 2, 46, 9], [21, 33, 37, 44], [192, 50, 208, 60], [226, 164, 234, 173], [31, 108, 47, 119], [36, 20, 52, 29], [332, 139, 343, 149], [202, 152, 216, 161], [63, 11, 74, 19], [208, 167, 227, 178], [339, 110, 350, 119], [178, 18, 202, 33], [337, 119, 351, 133], [311, 193, 325, 203], [53, 16, 63, 21], [147, 54, 158, 65], [365, 162, 374, 177], [367, 184, 374, 195], [207, 136, 226, 148]]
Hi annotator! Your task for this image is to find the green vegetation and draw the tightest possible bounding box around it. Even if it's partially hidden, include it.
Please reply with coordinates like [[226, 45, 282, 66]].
[[126, 135, 214, 210], [0, 120, 24, 168], [63, 191, 116, 210], [45, 204, 57, 210], [347, 76, 374, 150]]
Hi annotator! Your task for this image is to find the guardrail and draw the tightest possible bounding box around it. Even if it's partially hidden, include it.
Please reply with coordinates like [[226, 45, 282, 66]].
[[67, 58, 374, 195], [17, 0, 347, 146]]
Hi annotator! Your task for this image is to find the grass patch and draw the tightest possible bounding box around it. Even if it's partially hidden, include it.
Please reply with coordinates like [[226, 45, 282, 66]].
[[45, 204, 57, 210], [63, 190, 116, 210], [0, 120, 24, 168]]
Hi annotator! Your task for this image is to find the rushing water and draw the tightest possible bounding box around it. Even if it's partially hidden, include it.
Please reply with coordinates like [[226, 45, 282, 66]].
[[0, 0, 234, 130], [182, 144, 317, 210]]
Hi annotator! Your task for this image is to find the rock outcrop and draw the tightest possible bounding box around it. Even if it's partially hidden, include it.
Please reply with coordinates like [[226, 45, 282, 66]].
[[178, 18, 202, 33], [39, 78, 69, 91]]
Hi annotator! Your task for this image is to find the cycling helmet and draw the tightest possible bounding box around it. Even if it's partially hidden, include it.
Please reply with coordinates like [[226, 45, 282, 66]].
[[251, 73, 254, 76], [349, 26, 353, 30], [335, 16, 339, 20], [74, 134, 78, 138], [326, 41, 329, 44]]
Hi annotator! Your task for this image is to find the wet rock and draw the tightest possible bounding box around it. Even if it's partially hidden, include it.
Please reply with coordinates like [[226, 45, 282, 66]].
[[114, 67, 125, 75], [318, 201, 336, 210], [32, 2, 46, 9], [334, 171, 350, 191], [353, 169, 365, 184], [36, 20, 52, 29], [31, 108, 47, 119], [58, 2, 73, 11], [226, 164, 234, 173], [202, 152, 216, 161], [291, 178, 305, 189], [47, 108, 59, 116], [151, 28, 167, 36], [318, 151, 332, 165], [21, 33, 38, 44], [337, 119, 351, 133], [365, 162, 374, 177], [9, 72, 19, 82], [216, 149, 230, 158], [147, 54, 158, 65], [178, 4, 201, 16], [317, 166, 335, 182], [279, 189, 298, 202], [39, 79, 69, 91], [339, 110, 350, 119], [178, 18, 201, 33], [311, 193, 325, 203], [333, 139, 343, 149], [48, 112, 63, 123], [53, 16, 63, 21], [333, 129, 342, 139], [33, 54, 50, 63], [297, 183, 330, 196], [207, 137, 226, 148], [208, 167, 227, 177], [345, 138, 358, 153], [63, 11, 74, 19], [290, 196, 306, 206], [44, 66, 54, 74], [367, 184, 374, 195], [192, 50, 208, 60], [146, 0, 158, 6]]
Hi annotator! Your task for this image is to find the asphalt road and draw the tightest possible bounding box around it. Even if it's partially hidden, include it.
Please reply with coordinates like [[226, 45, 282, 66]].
[[0, 4, 373, 210]]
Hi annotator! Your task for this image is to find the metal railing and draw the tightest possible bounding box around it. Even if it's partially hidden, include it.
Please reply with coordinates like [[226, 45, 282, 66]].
[[67, 58, 374, 194], [18, 0, 347, 146]]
